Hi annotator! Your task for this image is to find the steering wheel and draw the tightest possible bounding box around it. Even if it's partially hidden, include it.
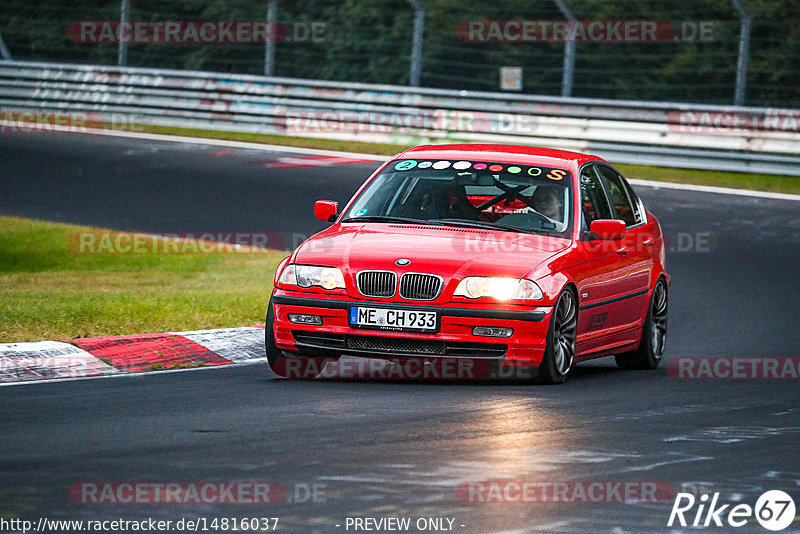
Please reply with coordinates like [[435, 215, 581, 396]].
[[495, 211, 556, 230]]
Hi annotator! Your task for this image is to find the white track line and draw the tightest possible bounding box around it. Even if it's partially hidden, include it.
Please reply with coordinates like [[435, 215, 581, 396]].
[[0, 358, 267, 387], [83, 129, 800, 202], [0, 341, 118, 383], [0, 327, 268, 387], [170, 327, 267, 363], [628, 179, 800, 202], [86, 129, 388, 161]]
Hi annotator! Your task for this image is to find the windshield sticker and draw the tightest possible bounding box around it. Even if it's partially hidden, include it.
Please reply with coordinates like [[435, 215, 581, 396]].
[[488, 164, 503, 172], [528, 167, 542, 176], [432, 161, 451, 169], [547, 169, 567, 180], [353, 208, 368, 217], [473, 163, 487, 170], [417, 161, 432, 169], [507, 166, 522, 174], [394, 160, 418, 171], [453, 161, 471, 170]]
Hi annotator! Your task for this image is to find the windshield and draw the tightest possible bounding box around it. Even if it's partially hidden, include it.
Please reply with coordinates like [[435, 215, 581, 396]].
[[342, 159, 573, 237]]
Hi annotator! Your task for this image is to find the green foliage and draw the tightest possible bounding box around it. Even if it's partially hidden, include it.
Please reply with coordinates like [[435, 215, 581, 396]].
[[0, 216, 284, 342], [0, 0, 798, 105]]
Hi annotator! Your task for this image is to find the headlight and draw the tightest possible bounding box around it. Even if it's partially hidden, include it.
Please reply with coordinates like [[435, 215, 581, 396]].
[[513, 279, 543, 300], [454, 277, 542, 300], [278, 264, 345, 290]]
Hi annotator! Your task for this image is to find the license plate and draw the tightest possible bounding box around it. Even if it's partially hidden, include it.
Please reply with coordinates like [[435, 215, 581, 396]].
[[349, 306, 438, 332]]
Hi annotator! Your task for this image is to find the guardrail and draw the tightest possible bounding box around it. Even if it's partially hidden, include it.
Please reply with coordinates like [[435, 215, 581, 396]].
[[2, 60, 799, 176]]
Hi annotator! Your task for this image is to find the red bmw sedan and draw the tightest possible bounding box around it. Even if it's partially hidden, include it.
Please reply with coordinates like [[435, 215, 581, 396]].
[[266, 144, 668, 384]]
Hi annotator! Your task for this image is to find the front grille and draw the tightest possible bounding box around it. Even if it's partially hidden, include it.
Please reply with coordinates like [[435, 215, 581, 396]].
[[292, 331, 346, 348], [446, 341, 507, 358], [292, 331, 507, 359], [357, 271, 396, 298], [399, 273, 442, 300], [347, 335, 445, 355]]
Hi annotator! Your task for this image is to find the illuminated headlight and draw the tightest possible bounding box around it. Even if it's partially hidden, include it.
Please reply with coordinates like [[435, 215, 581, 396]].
[[278, 264, 345, 290], [454, 277, 542, 300]]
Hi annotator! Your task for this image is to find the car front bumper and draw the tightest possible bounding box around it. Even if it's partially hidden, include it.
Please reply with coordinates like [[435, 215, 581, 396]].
[[271, 289, 553, 368]]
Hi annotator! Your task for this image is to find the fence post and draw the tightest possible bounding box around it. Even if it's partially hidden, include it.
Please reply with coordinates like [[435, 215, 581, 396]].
[[407, 0, 425, 86], [553, 0, 576, 97], [731, 0, 751, 106], [0, 33, 12, 60], [264, 0, 277, 77], [118, 0, 130, 66]]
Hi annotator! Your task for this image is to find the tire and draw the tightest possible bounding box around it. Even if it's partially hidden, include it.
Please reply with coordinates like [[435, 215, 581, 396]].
[[265, 296, 287, 377], [537, 288, 578, 385], [615, 279, 668, 370], [265, 296, 339, 379]]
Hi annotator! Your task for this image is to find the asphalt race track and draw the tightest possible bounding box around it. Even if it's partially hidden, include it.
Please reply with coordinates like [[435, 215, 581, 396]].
[[1, 131, 799, 533]]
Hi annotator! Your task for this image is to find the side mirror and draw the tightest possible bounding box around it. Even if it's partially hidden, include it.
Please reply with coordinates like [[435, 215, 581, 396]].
[[314, 200, 339, 222], [590, 219, 626, 240]]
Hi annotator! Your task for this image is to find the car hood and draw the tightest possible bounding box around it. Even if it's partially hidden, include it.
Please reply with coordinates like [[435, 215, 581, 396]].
[[294, 223, 570, 283]]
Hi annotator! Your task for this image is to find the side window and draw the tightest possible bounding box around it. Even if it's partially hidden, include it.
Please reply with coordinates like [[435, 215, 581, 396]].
[[579, 165, 613, 228], [620, 177, 646, 225], [595, 166, 639, 226]]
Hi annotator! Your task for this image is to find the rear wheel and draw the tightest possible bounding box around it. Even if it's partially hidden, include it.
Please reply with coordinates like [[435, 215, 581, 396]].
[[537, 288, 578, 385], [615, 279, 668, 370]]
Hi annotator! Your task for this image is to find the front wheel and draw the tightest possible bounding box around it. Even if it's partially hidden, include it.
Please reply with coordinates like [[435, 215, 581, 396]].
[[265, 296, 339, 379], [265, 296, 286, 376], [537, 288, 578, 385], [615, 279, 668, 370]]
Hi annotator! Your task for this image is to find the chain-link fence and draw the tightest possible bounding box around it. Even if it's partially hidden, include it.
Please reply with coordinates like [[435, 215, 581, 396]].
[[1, 0, 798, 107]]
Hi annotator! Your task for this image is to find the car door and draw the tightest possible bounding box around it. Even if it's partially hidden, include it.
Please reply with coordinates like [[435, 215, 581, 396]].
[[571, 163, 635, 352], [593, 164, 653, 332]]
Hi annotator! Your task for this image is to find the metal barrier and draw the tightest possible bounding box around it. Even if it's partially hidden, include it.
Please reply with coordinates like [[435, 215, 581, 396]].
[[2, 60, 799, 176]]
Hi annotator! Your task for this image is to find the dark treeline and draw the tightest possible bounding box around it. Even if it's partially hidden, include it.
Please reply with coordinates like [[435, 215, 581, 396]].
[[1, 0, 798, 106]]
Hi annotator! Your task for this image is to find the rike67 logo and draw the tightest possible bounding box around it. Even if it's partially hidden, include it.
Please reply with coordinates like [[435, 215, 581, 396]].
[[668, 490, 796, 531]]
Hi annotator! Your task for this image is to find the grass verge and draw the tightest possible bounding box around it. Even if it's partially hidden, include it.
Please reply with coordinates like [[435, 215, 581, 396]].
[[127, 124, 800, 195], [0, 216, 284, 343]]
